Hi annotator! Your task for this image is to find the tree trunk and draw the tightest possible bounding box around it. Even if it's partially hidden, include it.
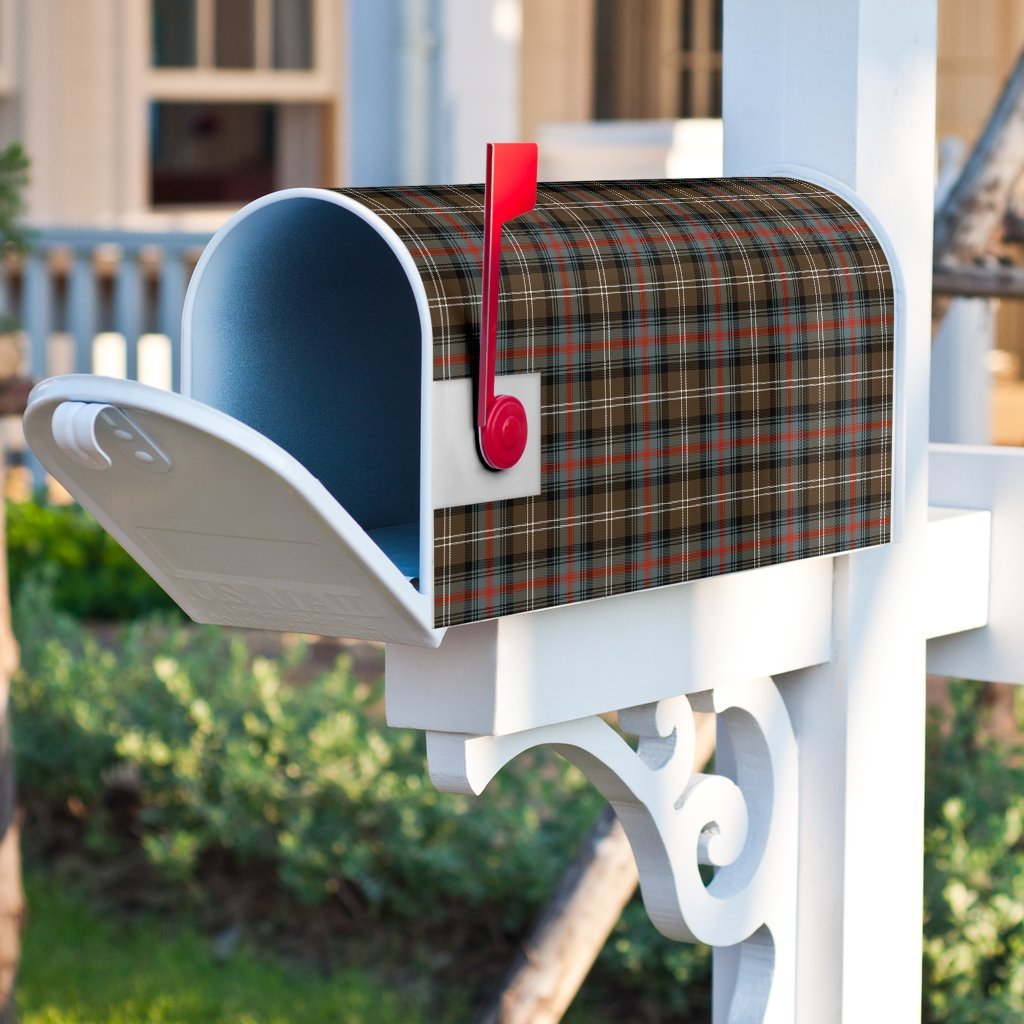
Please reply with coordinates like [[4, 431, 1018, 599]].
[[481, 713, 717, 1024], [934, 48, 1024, 266], [0, 455, 23, 1024], [933, 263, 1024, 298]]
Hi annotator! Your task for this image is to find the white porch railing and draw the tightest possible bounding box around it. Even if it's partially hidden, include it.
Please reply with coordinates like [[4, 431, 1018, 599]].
[[4, 226, 212, 392], [1, 227, 212, 485]]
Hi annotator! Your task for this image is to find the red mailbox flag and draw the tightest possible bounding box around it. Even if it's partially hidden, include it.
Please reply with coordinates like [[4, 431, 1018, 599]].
[[477, 142, 538, 470]]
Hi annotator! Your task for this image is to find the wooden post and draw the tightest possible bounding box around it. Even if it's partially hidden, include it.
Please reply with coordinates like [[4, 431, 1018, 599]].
[[933, 264, 1024, 297], [0, 468, 20, 1024], [480, 715, 717, 1024], [479, 807, 639, 1024], [928, 46, 1024, 445], [934, 48, 1024, 267], [931, 298, 995, 444], [0, 377, 30, 1023], [723, 1, 935, 1019]]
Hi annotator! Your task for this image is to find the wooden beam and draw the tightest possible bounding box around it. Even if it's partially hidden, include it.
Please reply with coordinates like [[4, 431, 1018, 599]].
[[935, 48, 1024, 265], [933, 264, 1024, 298], [0, 458, 23, 1024], [479, 714, 717, 1024]]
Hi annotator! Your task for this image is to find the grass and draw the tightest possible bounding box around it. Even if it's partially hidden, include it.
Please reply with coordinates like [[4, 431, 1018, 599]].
[[17, 872, 463, 1024]]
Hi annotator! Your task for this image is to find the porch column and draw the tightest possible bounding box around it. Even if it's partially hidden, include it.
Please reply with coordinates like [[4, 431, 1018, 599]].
[[722, 2, 936, 1020]]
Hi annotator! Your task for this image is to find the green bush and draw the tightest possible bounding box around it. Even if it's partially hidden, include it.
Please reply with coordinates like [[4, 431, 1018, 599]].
[[923, 681, 1024, 1022], [7, 499, 179, 619], [20, 537, 1024, 1019], [13, 575, 580, 913], [11, 576, 710, 1015]]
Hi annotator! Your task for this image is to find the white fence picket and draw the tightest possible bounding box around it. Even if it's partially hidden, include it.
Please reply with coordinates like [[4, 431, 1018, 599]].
[[0, 227, 212, 485]]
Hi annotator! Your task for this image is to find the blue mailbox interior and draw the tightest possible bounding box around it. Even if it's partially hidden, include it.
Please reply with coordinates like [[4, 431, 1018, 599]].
[[186, 195, 423, 582]]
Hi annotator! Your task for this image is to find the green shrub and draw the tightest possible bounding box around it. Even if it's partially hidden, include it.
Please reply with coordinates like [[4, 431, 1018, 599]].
[[26, 552, 1024, 1020], [11, 575, 711, 1014], [7, 498, 180, 619], [12, 575, 575, 913], [923, 681, 1024, 1022]]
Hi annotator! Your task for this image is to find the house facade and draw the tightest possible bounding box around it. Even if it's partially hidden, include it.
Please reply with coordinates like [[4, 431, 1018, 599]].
[[0, 0, 1017, 231]]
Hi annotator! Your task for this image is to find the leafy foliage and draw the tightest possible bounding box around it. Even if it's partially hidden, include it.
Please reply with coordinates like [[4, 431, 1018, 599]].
[[0, 142, 31, 257], [0, 142, 32, 332], [589, 900, 712, 1021], [923, 682, 1024, 1022], [7, 499, 179, 619], [18, 506, 1024, 1017], [13, 575, 583, 914], [11, 575, 710, 1014]]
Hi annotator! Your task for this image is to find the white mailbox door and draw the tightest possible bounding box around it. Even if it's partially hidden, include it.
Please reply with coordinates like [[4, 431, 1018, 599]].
[[23, 375, 441, 647]]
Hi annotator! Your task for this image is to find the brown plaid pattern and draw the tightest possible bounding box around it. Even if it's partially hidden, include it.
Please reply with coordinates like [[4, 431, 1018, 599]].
[[339, 179, 894, 629]]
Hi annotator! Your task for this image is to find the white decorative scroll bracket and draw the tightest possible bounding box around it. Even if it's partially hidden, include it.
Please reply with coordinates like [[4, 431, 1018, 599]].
[[425, 675, 798, 1024]]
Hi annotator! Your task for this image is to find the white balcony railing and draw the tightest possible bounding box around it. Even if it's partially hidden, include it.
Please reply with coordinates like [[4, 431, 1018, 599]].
[[2, 226, 214, 484], [8, 226, 213, 388]]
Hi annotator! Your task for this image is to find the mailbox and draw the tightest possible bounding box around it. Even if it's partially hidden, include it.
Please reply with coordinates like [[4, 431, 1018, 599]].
[[23, 152, 895, 647]]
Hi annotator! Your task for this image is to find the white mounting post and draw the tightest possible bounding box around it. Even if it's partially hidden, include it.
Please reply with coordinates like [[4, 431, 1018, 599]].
[[723, 1, 936, 1020]]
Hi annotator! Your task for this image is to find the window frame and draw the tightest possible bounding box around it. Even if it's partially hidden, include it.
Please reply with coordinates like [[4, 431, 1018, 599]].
[[121, 0, 340, 221], [148, 0, 335, 103], [594, 0, 722, 121]]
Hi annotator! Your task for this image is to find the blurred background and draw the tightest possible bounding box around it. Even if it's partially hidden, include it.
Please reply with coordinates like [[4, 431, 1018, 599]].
[[0, 3, 1023, 1023], [0, 0, 1018, 463]]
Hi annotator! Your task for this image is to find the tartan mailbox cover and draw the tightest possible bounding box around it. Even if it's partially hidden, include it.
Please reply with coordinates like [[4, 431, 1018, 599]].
[[23, 168, 895, 645]]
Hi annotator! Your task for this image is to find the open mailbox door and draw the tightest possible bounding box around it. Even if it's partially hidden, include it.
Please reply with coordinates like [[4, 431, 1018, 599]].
[[23, 375, 441, 647]]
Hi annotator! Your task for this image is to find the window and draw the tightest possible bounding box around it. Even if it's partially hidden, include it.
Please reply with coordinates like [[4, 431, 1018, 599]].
[[150, 102, 276, 204], [215, 0, 256, 68], [594, 0, 722, 120], [153, 0, 197, 67], [152, 0, 314, 71], [145, 0, 336, 209], [678, 0, 722, 118], [273, 0, 314, 69]]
